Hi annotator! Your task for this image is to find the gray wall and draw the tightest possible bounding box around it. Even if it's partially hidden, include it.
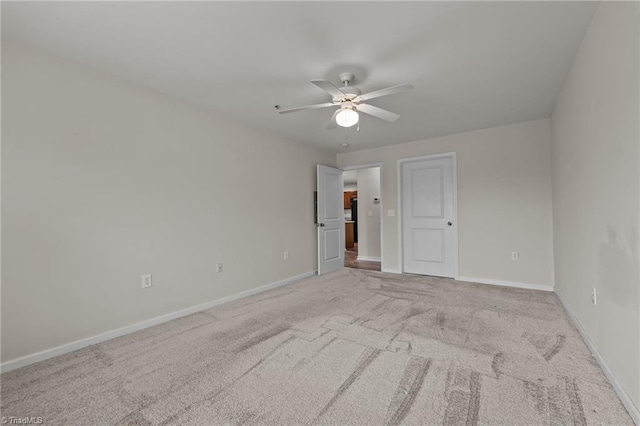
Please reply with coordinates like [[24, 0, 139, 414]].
[[1, 43, 335, 363], [550, 2, 640, 410], [338, 119, 554, 288], [356, 167, 381, 260]]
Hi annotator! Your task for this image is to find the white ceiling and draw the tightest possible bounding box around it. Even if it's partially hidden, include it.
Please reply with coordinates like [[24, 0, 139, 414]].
[[2, 2, 597, 153]]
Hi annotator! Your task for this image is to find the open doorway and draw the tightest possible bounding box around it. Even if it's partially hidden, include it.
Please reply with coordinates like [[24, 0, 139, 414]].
[[342, 166, 382, 271]]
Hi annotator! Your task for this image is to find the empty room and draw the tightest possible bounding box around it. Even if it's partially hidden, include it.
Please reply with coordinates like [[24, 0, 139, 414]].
[[1, 1, 639, 425]]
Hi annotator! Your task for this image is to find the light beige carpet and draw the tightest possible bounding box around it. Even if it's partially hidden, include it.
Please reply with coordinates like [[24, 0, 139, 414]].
[[1, 269, 633, 425]]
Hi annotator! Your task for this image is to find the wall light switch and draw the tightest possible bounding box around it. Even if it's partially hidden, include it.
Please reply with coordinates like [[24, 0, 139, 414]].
[[368, 210, 373, 217]]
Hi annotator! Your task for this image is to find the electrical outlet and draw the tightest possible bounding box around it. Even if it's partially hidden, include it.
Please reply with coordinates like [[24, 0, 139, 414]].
[[387, 209, 395, 217], [592, 288, 597, 305], [511, 251, 519, 261], [283, 251, 289, 260], [217, 263, 223, 273], [141, 273, 152, 289], [368, 210, 373, 217]]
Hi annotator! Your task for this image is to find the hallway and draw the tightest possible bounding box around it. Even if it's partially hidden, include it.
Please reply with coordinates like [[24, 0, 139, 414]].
[[345, 244, 381, 271]]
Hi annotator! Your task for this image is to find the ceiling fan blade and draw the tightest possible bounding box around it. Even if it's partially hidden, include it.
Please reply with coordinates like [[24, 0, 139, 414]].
[[311, 80, 346, 99], [356, 103, 400, 122], [278, 102, 336, 114], [326, 109, 340, 130], [356, 84, 413, 102]]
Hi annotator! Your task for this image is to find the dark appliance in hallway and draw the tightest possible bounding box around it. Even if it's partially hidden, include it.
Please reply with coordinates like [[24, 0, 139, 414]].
[[350, 198, 358, 243]]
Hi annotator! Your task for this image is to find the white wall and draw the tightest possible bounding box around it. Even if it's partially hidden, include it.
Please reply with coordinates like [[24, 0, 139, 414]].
[[1, 43, 335, 363], [343, 171, 357, 192], [338, 119, 554, 288], [356, 167, 381, 260], [551, 1, 640, 412]]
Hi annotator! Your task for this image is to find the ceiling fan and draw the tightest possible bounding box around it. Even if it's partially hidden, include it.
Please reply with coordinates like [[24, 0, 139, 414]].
[[278, 72, 413, 130]]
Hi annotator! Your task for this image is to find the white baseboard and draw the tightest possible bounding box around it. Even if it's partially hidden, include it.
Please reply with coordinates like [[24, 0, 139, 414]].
[[381, 268, 402, 274], [0, 271, 316, 374], [356, 256, 381, 262], [456, 276, 553, 292], [555, 291, 640, 424]]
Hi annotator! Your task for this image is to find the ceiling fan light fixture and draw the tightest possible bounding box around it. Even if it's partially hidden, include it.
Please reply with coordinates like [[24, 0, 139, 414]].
[[336, 107, 359, 128], [278, 74, 413, 130]]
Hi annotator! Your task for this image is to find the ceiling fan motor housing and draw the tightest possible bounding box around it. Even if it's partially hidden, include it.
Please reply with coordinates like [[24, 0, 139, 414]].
[[334, 86, 361, 102]]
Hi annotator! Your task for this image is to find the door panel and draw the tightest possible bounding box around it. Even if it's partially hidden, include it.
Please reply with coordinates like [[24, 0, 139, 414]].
[[412, 228, 445, 262], [401, 156, 457, 277], [317, 165, 344, 274], [323, 173, 341, 220], [324, 229, 341, 261], [412, 168, 443, 218]]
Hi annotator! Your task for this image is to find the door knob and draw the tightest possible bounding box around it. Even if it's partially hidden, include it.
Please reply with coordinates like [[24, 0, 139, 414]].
[[318, 223, 325, 227], [447, 222, 452, 226]]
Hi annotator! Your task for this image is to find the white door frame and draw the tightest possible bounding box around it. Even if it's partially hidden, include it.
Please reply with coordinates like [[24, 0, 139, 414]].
[[397, 153, 459, 277], [341, 163, 384, 268]]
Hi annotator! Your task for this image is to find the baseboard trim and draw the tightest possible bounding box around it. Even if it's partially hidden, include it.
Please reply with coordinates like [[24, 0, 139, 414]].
[[456, 276, 553, 292], [381, 268, 402, 274], [356, 256, 381, 262], [0, 271, 316, 374], [555, 291, 640, 424]]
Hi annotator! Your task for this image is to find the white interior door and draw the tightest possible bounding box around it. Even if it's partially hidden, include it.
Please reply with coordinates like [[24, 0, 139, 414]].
[[317, 165, 344, 274], [401, 155, 457, 277]]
